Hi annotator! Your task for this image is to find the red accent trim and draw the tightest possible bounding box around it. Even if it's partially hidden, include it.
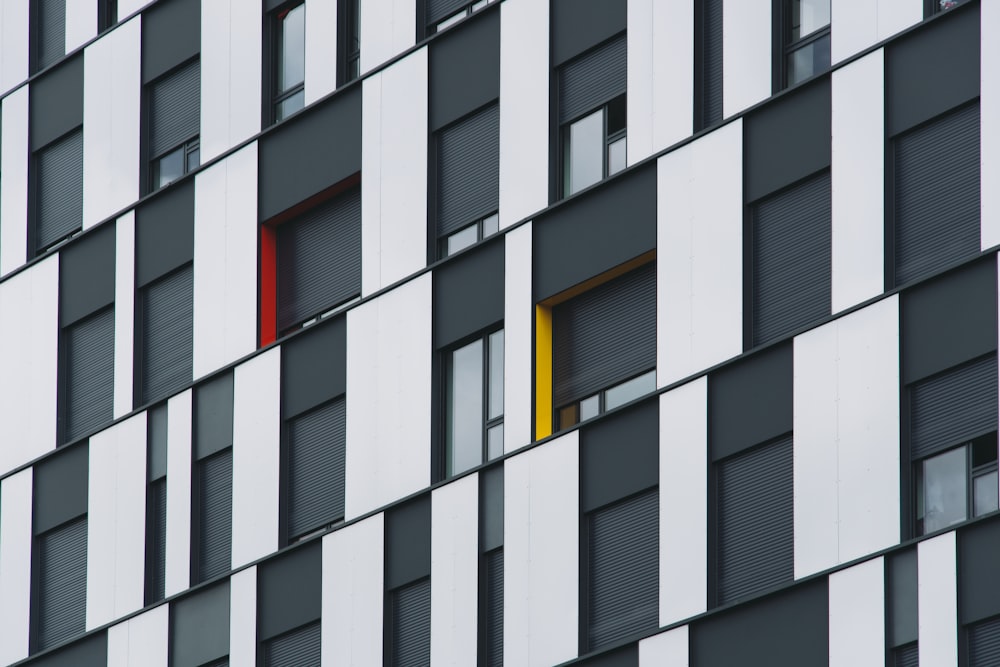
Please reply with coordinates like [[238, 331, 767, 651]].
[[260, 225, 278, 347]]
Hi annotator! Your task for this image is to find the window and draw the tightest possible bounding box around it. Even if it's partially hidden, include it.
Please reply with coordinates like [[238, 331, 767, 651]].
[[968, 616, 1000, 666], [139, 264, 194, 405], [388, 578, 432, 667], [148, 60, 201, 192], [271, 2, 306, 123], [286, 397, 346, 541], [193, 372, 235, 584], [892, 642, 919, 667], [479, 465, 504, 666], [427, 0, 496, 34], [484, 548, 503, 666], [34, 128, 84, 254], [338, 0, 360, 84], [444, 329, 504, 477], [927, 0, 969, 17], [33, 0, 66, 72], [146, 404, 168, 605], [264, 622, 321, 666], [916, 436, 998, 534], [697, 0, 724, 129], [34, 516, 88, 651], [781, 0, 830, 88], [98, 0, 118, 32], [63, 307, 115, 443], [384, 498, 432, 667], [258, 543, 322, 666]]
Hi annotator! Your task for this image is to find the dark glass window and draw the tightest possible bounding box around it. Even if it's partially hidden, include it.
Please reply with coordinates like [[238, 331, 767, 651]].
[[782, 0, 830, 87], [148, 59, 201, 192], [428, 0, 495, 34], [272, 2, 306, 122], [444, 329, 504, 477]]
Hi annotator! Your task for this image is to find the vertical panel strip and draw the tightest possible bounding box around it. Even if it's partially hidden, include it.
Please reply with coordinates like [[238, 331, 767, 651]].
[[829, 557, 886, 667], [0, 469, 33, 665], [505, 223, 533, 452], [918, 532, 958, 667], [114, 211, 135, 418], [0, 86, 30, 275], [165, 389, 193, 596]]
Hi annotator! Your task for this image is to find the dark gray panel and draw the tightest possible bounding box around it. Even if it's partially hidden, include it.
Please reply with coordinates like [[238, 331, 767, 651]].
[[486, 548, 503, 667], [171, 580, 231, 667], [65, 307, 115, 443], [149, 403, 168, 480], [259, 541, 322, 639], [436, 103, 499, 237], [281, 317, 347, 418], [429, 9, 500, 130], [142, 0, 201, 83], [534, 164, 656, 301], [893, 102, 980, 287], [30, 55, 83, 148], [196, 449, 232, 583], [263, 621, 321, 667], [587, 489, 659, 651], [581, 399, 658, 512], [910, 355, 997, 460], [141, 265, 194, 405], [29, 631, 107, 667], [701, 0, 724, 128], [888, 549, 918, 647], [149, 477, 167, 604], [558, 34, 627, 124], [36, 0, 66, 71], [60, 221, 115, 326], [33, 443, 89, 534], [36, 128, 84, 253], [481, 465, 504, 552], [258, 87, 362, 221], [886, 2, 979, 136], [136, 180, 195, 287], [959, 518, 1000, 624], [969, 616, 1000, 667], [552, 0, 626, 66], [149, 58, 200, 157], [709, 343, 793, 462], [427, 0, 468, 23], [433, 238, 504, 349], [575, 645, 639, 667], [391, 578, 431, 667], [386, 494, 431, 589], [195, 372, 234, 460], [287, 398, 346, 539], [893, 643, 919, 667], [35, 516, 88, 651], [745, 79, 831, 202]]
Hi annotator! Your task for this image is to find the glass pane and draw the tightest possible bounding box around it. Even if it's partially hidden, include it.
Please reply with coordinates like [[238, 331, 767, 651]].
[[606, 95, 627, 135], [488, 330, 504, 420], [154, 148, 184, 189], [446, 224, 478, 255], [481, 213, 499, 238], [487, 424, 504, 460], [974, 470, 999, 517], [559, 404, 579, 430], [277, 89, 305, 120], [186, 145, 200, 172], [787, 34, 831, 86], [579, 394, 600, 422], [971, 435, 998, 467], [447, 339, 484, 476], [922, 447, 967, 533], [791, 0, 830, 40], [436, 10, 466, 32], [608, 136, 626, 177], [604, 370, 656, 411], [566, 109, 604, 196], [279, 4, 306, 92], [472, 0, 489, 10]]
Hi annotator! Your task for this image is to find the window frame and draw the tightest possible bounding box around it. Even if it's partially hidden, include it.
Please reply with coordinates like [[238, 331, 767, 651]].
[[914, 433, 999, 536], [267, 0, 307, 126], [338, 0, 361, 85], [98, 0, 118, 32], [559, 92, 627, 199], [145, 59, 202, 194], [775, 0, 831, 91], [428, 0, 495, 35]]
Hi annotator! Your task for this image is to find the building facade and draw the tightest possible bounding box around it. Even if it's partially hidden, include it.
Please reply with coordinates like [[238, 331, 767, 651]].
[[0, 0, 996, 665]]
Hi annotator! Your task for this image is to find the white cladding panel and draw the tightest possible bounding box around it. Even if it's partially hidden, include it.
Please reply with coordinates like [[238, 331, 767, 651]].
[[304, 0, 338, 105], [66, 0, 97, 54], [107, 603, 169, 667], [0, 1, 29, 94], [359, 0, 415, 73], [639, 625, 690, 667], [345, 274, 432, 519], [229, 566, 258, 667], [192, 143, 259, 379], [659, 378, 708, 626], [231, 347, 281, 567], [918, 532, 958, 667], [505, 432, 579, 667], [983, 0, 1000, 249], [831, 0, 921, 64], [165, 389, 193, 596], [0, 256, 59, 474], [498, 0, 549, 230], [114, 211, 136, 418], [323, 514, 384, 667], [118, 0, 156, 17], [829, 557, 885, 667], [0, 469, 32, 666], [658, 119, 743, 387], [723, 0, 772, 117], [0, 86, 29, 275], [504, 222, 532, 453], [360, 49, 428, 295]]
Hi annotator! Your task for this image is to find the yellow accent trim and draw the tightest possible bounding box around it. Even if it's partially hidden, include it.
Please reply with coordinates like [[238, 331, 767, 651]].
[[535, 304, 553, 440]]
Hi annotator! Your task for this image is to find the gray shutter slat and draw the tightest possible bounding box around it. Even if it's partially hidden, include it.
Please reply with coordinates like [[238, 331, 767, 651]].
[[38, 0, 66, 70], [910, 355, 998, 460], [894, 102, 980, 286], [893, 642, 919, 667], [197, 449, 232, 582], [277, 189, 362, 331], [486, 549, 503, 667], [142, 265, 194, 404], [559, 34, 627, 124], [553, 262, 656, 407], [150, 478, 167, 603], [37, 516, 88, 650], [66, 307, 115, 442], [587, 488, 659, 651], [150, 59, 201, 157], [427, 0, 469, 24], [392, 578, 431, 667], [202, 660, 229, 667], [264, 621, 321, 667], [718, 435, 793, 604], [288, 397, 346, 538], [703, 0, 723, 126], [37, 128, 84, 250], [752, 170, 831, 346], [436, 103, 499, 237], [970, 617, 1000, 666]]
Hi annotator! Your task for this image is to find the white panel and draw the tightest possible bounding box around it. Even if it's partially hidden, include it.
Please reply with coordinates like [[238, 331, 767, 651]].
[[359, 0, 415, 73], [231, 347, 281, 568], [0, 1, 30, 94], [87, 413, 148, 630], [659, 378, 708, 626], [829, 557, 885, 667], [0, 85, 29, 275], [831, 0, 921, 64], [114, 211, 136, 418], [983, 0, 1000, 249], [165, 389, 193, 596], [304, 0, 338, 104], [918, 532, 958, 667], [505, 432, 579, 667], [832, 49, 885, 313], [498, 0, 549, 230], [658, 120, 743, 387], [107, 605, 169, 667], [0, 469, 32, 666], [117, 0, 156, 18], [360, 48, 427, 295], [323, 514, 384, 667], [229, 566, 258, 667], [722, 0, 771, 118], [627, 0, 692, 165], [345, 274, 432, 519], [430, 473, 479, 667], [83, 16, 141, 229], [639, 625, 689, 667], [504, 222, 532, 454], [66, 0, 97, 53], [0, 256, 59, 475], [192, 143, 259, 379]]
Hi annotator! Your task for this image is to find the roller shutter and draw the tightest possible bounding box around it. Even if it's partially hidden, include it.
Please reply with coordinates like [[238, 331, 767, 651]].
[[427, 0, 469, 24], [149, 478, 167, 603], [702, 0, 723, 127], [150, 59, 201, 158], [37, 0, 66, 70], [36, 129, 84, 251], [486, 549, 503, 667], [970, 617, 1000, 666], [65, 307, 115, 442], [141, 264, 194, 405], [559, 34, 627, 124], [264, 621, 321, 667], [287, 397, 346, 539], [893, 642, 918, 667], [36, 516, 88, 651], [436, 103, 499, 237], [391, 578, 431, 667], [196, 449, 232, 583]]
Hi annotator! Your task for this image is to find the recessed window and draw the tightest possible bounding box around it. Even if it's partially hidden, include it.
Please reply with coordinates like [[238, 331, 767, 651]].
[[148, 59, 201, 192], [445, 329, 504, 477], [33, 0, 66, 72], [429, 0, 495, 34], [272, 2, 306, 122], [917, 435, 998, 534], [563, 94, 627, 197], [99, 0, 118, 32], [339, 0, 360, 84], [34, 128, 84, 254], [783, 0, 830, 87]]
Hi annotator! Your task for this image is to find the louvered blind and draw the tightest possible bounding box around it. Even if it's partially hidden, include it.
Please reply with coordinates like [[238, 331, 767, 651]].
[[894, 102, 980, 286], [559, 34, 627, 124], [37, 0, 66, 70], [392, 578, 431, 667], [264, 621, 321, 667], [288, 398, 346, 539], [36, 129, 84, 251], [197, 449, 232, 583], [65, 307, 115, 442], [149, 478, 167, 603], [893, 642, 919, 667], [702, 0, 724, 127], [141, 264, 194, 405], [752, 170, 831, 346], [277, 189, 362, 332], [150, 59, 201, 157], [36, 516, 88, 651], [553, 262, 656, 407], [717, 435, 794, 604], [436, 103, 499, 237], [910, 355, 998, 460], [202, 660, 229, 667], [587, 488, 658, 651], [427, 0, 468, 24], [970, 617, 1000, 666], [486, 549, 503, 667]]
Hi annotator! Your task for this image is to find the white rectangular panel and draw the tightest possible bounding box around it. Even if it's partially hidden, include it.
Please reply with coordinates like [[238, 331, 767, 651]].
[[832, 49, 885, 312], [505, 432, 579, 667], [230, 566, 258, 667], [117, 0, 155, 18], [918, 532, 958, 667], [305, 0, 338, 104], [0, 1, 29, 94], [831, 0, 921, 64], [659, 378, 708, 625], [983, 0, 1000, 250], [723, 0, 771, 117], [345, 274, 432, 519], [431, 473, 479, 667], [360, 48, 427, 295], [323, 514, 384, 667], [1, 85, 29, 275], [231, 347, 281, 568], [504, 222, 532, 454], [107, 605, 169, 667], [0, 469, 32, 665], [66, 0, 97, 54], [0, 256, 59, 475], [359, 0, 415, 73], [498, 0, 549, 230], [639, 625, 689, 667], [829, 557, 885, 667], [165, 389, 193, 596], [114, 211, 136, 418]]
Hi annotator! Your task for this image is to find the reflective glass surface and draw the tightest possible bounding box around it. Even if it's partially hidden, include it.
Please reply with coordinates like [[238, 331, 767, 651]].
[[579, 395, 600, 422], [608, 137, 626, 177], [605, 370, 656, 411], [787, 34, 831, 85], [276, 89, 305, 120], [482, 213, 499, 238], [487, 424, 503, 461], [566, 109, 603, 195], [447, 339, 483, 475], [186, 146, 200, 172], [447, 224, 478, 255], [791, 0, 830, 40], [154, 148, 184, 189], [279, 4, 305, 92], [974, 470, 999, 517], [921, 447, 967, 533], [488, 330, 504, 420]]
